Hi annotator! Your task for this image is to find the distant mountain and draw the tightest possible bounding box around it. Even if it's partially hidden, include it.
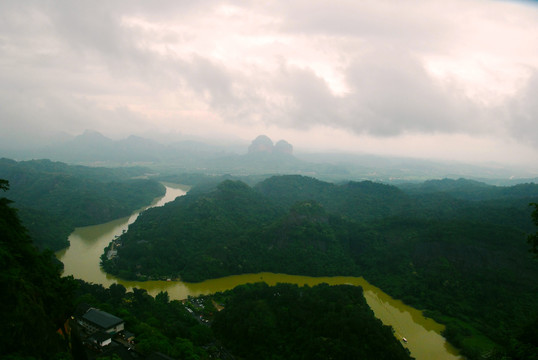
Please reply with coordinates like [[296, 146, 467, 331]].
[[248, 135, 275, 153], [399, 177, 538, 201], [248, 135, 293, 155], [2, 131, 536, 183], [42, 130, 165, 163], [274, 139, 293, 154]]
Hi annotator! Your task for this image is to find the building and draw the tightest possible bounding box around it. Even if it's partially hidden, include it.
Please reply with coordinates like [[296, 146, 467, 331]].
[[80, 308, 125, 335], [86, 331, 112, 348]]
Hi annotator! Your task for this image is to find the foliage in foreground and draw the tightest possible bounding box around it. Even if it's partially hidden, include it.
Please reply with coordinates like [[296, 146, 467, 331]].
[[0, 180, 77, 359]]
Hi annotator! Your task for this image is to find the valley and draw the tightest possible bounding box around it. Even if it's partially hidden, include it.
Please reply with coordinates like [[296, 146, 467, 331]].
[[2, 157, 538, 359], [57, 183, 460, 360]]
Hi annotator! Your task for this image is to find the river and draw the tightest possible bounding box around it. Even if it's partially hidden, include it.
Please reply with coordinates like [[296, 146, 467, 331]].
[[56, 183, 462, 360]]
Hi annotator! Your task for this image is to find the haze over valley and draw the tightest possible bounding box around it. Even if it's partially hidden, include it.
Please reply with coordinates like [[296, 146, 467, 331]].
[[2, 130, 537, 185]]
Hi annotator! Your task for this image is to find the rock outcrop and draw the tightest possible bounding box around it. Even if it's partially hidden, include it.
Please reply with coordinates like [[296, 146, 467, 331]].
[[274, 140, 293, 154], [248, 135, 293, 155]]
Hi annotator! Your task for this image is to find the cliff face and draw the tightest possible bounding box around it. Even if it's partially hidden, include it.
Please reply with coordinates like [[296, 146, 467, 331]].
[[248, 135, 293, 155]]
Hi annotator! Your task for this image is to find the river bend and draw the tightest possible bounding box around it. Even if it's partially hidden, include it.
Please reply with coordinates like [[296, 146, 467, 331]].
[[56, 183, 462, 360]]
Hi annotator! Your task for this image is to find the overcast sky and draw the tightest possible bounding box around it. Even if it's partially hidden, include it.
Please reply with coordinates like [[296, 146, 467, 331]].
[[1, 0, 538, 168]]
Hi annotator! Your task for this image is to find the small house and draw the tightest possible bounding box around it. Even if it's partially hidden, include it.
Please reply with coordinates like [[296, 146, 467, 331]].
[[80, 308, 125, 335]]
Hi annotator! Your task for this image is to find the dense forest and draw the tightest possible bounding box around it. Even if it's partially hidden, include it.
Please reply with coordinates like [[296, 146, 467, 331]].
[[0, 180, 413, 359], [103, 175, 538, 359], [72, 281, 412, 360], [212, 282, 411, 360], [0, 179, 77, 358], [0, 158, 165, 250]]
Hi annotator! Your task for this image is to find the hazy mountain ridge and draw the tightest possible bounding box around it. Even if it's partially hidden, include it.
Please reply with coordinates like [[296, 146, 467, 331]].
[[2, 130, 536, 183], [400, 177, 538, 201]]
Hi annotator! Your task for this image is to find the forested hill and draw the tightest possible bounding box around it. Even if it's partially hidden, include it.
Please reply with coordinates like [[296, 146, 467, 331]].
[[399, 177, 538, 201], [255, 175, 413, 221], [0, 180, 76, 358], [104, 175, 538, 359], [103, 180, 357, 281], [0, 178, 412, 359], [212, 282, 412, 360], [0, 158, 165, 250]]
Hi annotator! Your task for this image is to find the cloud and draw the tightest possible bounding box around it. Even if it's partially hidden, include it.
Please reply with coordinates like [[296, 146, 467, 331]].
[[1, 0, 538, 167], [507, 70, 538, 147], [342, 48, 478, 136]]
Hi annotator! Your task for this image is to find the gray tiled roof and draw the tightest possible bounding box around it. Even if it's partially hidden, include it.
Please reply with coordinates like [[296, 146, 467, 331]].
[[82, 308, 123, 329]]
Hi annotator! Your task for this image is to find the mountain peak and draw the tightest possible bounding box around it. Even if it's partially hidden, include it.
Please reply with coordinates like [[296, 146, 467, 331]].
[[248, 135, 293, 154], [75, 130, 112, 144]]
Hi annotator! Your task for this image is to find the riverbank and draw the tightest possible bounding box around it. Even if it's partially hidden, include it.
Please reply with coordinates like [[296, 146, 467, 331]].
[[57, 183, 462, 360]]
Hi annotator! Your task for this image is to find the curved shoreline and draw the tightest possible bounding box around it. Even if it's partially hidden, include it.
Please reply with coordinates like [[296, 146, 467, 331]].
[[57, 183, 462, 360]]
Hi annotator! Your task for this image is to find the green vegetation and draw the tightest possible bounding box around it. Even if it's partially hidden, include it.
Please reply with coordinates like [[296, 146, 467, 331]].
[[212, 282, 411, 360], [104, 175, 538, 359], [3, 169, 538, 359], [102, 180, 358, 281], [73, 282, 213, 360], [3, 177, 410, 360], [0, 158, 165, 250], [528, 202, 538, 254], [73, 281, 411, 360], [0, 180, 77, 359]]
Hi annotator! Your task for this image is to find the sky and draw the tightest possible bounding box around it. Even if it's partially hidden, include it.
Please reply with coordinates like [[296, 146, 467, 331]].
[[1, 0, 538, 169]]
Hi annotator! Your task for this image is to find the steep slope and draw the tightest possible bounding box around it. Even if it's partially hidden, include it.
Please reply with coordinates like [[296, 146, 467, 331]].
[[0, 180, 76, 358]]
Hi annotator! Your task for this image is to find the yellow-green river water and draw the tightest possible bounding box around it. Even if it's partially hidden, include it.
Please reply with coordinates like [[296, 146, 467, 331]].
[[56, 183, 462, 360]]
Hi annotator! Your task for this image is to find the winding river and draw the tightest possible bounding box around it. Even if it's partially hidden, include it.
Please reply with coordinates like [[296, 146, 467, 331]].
[[56, 183, 462, 360]]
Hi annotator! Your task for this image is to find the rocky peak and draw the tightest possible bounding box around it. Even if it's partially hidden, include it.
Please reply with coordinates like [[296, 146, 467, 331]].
[[248, 135, 293, 155]]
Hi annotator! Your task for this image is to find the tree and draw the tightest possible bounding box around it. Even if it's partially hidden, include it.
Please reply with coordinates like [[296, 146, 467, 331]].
[[528, 203, 538, 255], [0, 179, 77, 358], [0, 179, 8, 191]]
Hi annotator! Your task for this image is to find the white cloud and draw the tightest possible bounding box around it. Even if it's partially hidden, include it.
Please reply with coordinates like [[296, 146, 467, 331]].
[[1, 0, 538, 168]]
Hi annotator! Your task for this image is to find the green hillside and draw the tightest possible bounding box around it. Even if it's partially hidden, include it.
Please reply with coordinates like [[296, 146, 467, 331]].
[[0, 158, 165, 250], [0, 180, 77, 358], [212, 282, 412, 360], [103, 175, 538, 359]]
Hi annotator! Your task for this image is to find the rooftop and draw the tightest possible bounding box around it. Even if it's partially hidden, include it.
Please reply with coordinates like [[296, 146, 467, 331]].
[[82, 308, 124, 329]]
